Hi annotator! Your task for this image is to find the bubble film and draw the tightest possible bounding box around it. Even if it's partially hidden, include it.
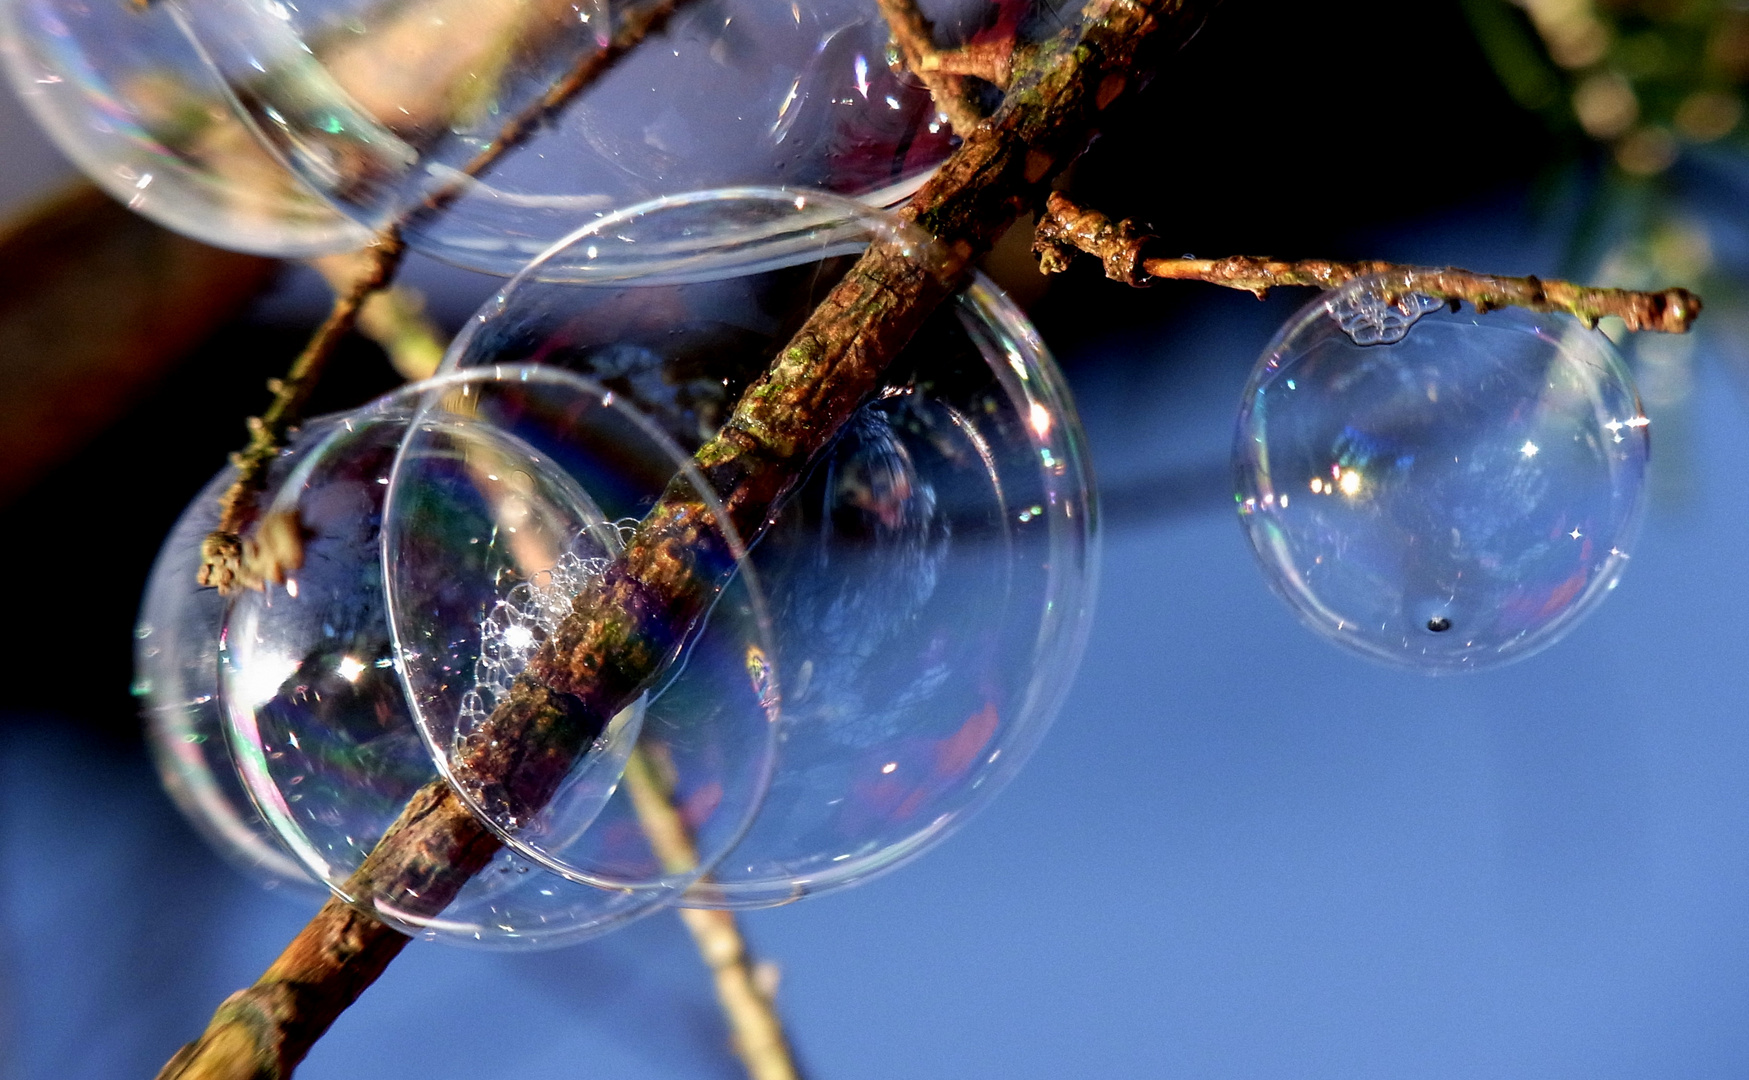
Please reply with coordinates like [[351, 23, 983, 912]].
[[1234, 275, 1650, 672], [383, 367, 779, 893], [170, 0, 992, 274], [220, 368, 776, 946], [0, 0, 367, 255], [134, 425, 334, 896], [443, 188, 1099, 905]]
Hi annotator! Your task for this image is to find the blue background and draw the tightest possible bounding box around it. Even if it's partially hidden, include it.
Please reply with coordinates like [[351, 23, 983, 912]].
[[6, 6, 1749, 1078]]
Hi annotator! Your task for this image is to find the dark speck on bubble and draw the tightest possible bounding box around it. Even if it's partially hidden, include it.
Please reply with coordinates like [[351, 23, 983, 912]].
[[1426, 616, 1452, 633]]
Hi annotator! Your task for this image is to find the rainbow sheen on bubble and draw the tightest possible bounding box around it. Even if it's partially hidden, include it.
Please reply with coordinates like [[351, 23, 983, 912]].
[[0, 0, 366, 255], [1234, 275, 1650, 672], [441, 188, 1099, 905], [219, 367, 778, 946], [134, 426, 334, 897], [169, 0, 991, 274]]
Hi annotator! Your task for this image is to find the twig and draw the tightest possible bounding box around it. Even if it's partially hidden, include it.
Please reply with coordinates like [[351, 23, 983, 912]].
[[306, 252, 446, 381], [436, 0, 690, 205], [197, 232, 406, 594], [623, 750, 800, 1080], [916, 38, 1015, 87], [196, 0, 697, 594], [157, 0, 1206, 1075], [182, 3, 803, 1070], [675, 908, 797, 1080], [1033, 191, 1703, 332], [875, 0, 989, 135]]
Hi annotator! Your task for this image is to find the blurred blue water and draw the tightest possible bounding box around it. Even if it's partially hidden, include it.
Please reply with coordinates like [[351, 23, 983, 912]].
[[5, 196, 1749, 1079]]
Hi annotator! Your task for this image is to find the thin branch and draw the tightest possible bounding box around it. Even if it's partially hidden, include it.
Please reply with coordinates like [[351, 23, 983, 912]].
[[623, 750, 800, 1080], [1033, 191, 1703, 332], [157, 0, 1204, 1075], [875, 0, 989, 135], [916, 38, 1015, 87], [435, 0, 690, 207], [197, 232, 406, 594], [675, 908, 797, 1080], [307, 252, 447, 381], [197, 0, 696, 593]]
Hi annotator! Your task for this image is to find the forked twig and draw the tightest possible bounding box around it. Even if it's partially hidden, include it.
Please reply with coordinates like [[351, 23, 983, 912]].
[[875, 0, 990, 135]]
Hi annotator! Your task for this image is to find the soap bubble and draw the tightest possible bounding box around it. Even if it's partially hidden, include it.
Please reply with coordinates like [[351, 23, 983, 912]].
[[443, 188, 1099, 905], [134, 423, 334, 897], [220, 367, 777, 946], [1234, 274, 1650, 672], [169, 0, 984, 275], [0, 0, 368, 255], [382, 367, 779, 893]]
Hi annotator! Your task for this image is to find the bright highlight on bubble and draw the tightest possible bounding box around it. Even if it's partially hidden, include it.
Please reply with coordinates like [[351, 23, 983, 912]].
[[1233, 275, 1650, 672], [219, 366, 779, 948], [134, 427, 336, 897]]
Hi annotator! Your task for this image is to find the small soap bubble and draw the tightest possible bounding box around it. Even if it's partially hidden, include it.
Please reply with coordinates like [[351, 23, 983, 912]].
[[383, 367, 778, 896], [1234, 275, 1649, 672]]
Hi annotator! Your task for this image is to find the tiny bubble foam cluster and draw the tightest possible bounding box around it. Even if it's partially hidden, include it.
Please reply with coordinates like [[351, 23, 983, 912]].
[[1326, 287, 1446, 346], [462, 547, 614, 740], [1234, 274, 1650, 673]]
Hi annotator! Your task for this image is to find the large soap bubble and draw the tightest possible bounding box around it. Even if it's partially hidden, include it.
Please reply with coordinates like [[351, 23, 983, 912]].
[[135, 425, 335, 897], [442, 187, 1099, 905], [0, 0, 367, 255], [219, 366, 777, 946], [169, 0, 989, 274], [1234, 275, 1650, 672]]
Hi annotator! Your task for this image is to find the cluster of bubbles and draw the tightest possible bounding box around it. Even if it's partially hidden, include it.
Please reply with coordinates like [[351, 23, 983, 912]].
[[0, 0, 1008, 270], [1234, 275, 1651, 672], [51, 0, 1653, 949], [131, 190, 1099, 946], [1324, 286, 1447, 346], [463, 546, 622, 742]]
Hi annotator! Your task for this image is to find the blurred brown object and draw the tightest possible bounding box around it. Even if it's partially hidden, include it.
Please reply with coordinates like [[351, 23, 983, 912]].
[[0, 183, 276, 506]]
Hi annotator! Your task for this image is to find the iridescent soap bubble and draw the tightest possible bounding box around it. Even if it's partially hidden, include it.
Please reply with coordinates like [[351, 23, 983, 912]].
[[170, 0, 987, 275], [220, 367, 777, 946], [442, 187, 1099, 905], [134, 423, 334, 897], [382, 367, 779, 894], [0, 0, 367, 255], [1234, 274, 1650, 672]]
